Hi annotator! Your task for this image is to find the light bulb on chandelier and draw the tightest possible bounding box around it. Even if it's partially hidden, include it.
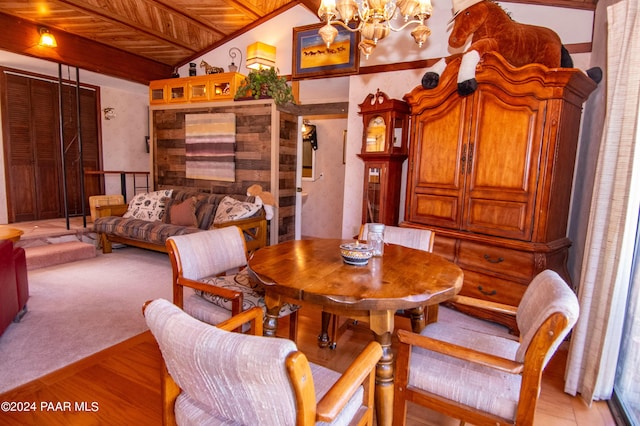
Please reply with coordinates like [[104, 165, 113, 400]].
[[317, 0, 433, 59]]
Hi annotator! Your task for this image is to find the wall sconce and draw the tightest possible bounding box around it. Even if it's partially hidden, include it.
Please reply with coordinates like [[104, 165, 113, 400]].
[[38, 27, 57, 48], [103, 107, 116, 120], [246, 42, 276, 70], [228, 47, 242, 73]]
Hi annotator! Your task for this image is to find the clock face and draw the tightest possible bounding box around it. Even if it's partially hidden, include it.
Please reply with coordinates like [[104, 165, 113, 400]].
[[365, 115, 386, 152]]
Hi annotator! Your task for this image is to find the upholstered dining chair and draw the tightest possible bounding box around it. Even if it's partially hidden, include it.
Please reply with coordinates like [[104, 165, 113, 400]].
[[392, 269, 580, 426], [321, 224, 436, 349], [166, 226, 299, 340], [143, 299, 383, 426]]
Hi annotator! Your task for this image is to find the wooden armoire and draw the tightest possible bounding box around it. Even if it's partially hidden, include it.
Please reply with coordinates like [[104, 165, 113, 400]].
[[403, 52, 596, 331]]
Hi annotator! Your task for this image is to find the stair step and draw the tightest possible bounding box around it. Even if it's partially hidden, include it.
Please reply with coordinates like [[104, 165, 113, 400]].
[[25, 241, 96, 270]]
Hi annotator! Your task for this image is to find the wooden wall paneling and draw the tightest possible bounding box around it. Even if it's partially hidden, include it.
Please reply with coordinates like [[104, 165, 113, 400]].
[[151, 100, 297, 245]]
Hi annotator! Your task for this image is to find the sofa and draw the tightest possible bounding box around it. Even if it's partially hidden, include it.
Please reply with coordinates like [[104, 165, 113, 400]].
[[0, 239, 29, 336], [93, 189, 268, 254]]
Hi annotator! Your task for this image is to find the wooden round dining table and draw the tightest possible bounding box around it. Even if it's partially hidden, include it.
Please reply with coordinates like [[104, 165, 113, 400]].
[[247, 238, 464, 426]]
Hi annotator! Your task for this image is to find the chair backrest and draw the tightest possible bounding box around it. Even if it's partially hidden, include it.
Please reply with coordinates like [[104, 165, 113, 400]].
[[145, 298, 300, 425], [359, 223, 434, 252], [515, 270, 579, 365], [167, 226, 247, 281]]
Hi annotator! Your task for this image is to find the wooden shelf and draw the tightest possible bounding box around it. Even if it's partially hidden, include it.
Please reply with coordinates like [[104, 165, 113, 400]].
[[149, 73, 246, 105]]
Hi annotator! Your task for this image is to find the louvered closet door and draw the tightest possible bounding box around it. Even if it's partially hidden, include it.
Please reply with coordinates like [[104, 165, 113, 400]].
[[5, 74, 61, 221]]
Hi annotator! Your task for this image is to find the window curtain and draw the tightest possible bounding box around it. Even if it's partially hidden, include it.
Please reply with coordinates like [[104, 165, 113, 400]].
[[564, 0, 640, 403]]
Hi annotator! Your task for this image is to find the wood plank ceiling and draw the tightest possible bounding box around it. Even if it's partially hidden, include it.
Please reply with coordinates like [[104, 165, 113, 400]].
[[0, 0, 321, 84], [0, 0, 595, 85]]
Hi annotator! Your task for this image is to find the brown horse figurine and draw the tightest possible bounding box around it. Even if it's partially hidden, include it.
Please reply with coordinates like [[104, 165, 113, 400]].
[[422, 0, 577, 96]]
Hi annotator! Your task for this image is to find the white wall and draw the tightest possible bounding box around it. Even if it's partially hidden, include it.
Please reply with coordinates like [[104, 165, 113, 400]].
[[99, 87, 151, 198]]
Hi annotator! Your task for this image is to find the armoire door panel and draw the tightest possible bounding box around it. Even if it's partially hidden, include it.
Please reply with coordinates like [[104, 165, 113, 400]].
[[410, 193, 460, 229], [411, 97, 467, 190], [465, 198, 529, 239]]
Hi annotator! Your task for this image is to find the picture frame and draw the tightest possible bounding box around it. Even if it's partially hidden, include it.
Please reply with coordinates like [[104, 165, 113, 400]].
[[292, 23, 360, 80]]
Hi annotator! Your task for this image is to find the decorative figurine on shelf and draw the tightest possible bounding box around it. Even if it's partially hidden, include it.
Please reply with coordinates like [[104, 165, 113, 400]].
[[189, 62, 197, 76], [200, 60, 224, 75]]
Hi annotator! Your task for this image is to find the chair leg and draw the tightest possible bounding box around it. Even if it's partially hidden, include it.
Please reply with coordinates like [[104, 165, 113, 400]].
[[426, 304, 439, 325], [318, 311, 332, 348], [329, 314, 339, 350], [288, 310, 299, 342]]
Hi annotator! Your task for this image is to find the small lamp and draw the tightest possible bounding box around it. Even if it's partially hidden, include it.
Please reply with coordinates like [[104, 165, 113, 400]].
[[38, 27, 57, 48], [245, 42, 276, 70]]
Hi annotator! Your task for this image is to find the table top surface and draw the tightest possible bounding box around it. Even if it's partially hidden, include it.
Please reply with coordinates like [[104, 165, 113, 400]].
[[248, 238, 463, 311], [0, 227, 23, 242]]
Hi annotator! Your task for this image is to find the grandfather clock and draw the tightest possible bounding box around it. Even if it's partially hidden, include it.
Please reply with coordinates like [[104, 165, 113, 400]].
[[358, 89, 410, 225]]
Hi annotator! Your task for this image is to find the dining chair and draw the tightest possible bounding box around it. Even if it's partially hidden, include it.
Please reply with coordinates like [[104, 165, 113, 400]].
[[143, 298, 383, 426], [320, 224, 436, 349], [393, 269, 580, 426], [166, 226, 299, 340]]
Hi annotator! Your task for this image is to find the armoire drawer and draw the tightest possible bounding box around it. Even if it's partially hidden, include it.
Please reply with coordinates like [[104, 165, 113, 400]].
[[459, 269, 527, 306], [457, 240, 534, 280]]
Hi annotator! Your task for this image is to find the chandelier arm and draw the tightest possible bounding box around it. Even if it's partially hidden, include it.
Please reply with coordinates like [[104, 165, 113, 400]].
[[326, 19, 364, 33], [386, 18, 427, 32]]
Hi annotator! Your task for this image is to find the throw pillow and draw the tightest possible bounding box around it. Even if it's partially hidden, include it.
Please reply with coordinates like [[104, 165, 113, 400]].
[[213, 196, 260, 225], [168, 197, 198, 227], [122, 189, 173, 222]]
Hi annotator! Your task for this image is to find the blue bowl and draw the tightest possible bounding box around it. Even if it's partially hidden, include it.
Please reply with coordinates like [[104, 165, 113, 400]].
[[340, 242, 373, 265]]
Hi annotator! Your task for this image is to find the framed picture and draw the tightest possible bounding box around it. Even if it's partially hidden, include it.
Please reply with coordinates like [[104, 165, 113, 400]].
[[292, 23, 360, 80]]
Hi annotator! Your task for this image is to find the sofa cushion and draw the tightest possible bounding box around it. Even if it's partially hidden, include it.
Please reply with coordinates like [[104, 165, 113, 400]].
[[123, 189, 173, 222], [213, 196, 261, 224], [94, 216, 200, 246], [167, 197, 198, 227]]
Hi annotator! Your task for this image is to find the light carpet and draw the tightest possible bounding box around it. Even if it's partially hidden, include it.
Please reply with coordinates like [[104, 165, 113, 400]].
[[0, 247, 173, 393]]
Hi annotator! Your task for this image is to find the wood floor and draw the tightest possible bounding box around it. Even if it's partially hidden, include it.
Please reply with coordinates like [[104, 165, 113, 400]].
[[0, 305, 616, 426]]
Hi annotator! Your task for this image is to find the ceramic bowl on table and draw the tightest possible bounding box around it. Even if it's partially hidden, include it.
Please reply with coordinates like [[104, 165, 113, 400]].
[[340, 242, 373, 265]]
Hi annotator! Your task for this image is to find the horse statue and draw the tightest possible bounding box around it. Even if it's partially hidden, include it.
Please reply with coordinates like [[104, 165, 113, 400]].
[[422, 0, 600, 96], [200, 60, 224, 75]]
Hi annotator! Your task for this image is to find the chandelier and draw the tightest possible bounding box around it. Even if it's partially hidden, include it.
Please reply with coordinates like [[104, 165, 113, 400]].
[[317, 0, 433, 59]]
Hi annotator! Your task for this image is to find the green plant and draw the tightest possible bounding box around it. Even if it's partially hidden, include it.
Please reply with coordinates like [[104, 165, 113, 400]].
[[234, 68, 295, 106]]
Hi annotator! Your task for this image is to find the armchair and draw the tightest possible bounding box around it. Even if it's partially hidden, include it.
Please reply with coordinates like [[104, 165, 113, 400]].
[[166, 226, 299, 340], [1, 239, 28, 336], [143, 299, 383, 426], [393, 269, 579, 426]]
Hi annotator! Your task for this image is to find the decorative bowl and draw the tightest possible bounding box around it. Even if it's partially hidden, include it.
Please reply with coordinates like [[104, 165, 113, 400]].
[[340, 242, 373, 266]]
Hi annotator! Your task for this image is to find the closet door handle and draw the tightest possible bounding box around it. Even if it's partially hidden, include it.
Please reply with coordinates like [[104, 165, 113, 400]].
[[483, 254, 504, 264], [467, 143, 474, 174], [477, 286, 497, 296]]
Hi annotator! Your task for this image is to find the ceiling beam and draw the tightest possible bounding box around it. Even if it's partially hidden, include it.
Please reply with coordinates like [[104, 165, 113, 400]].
[[0, 12, 173, 85]]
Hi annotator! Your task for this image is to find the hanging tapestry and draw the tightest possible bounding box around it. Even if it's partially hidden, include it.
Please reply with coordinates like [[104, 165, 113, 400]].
[[185, 113, 236, 182]]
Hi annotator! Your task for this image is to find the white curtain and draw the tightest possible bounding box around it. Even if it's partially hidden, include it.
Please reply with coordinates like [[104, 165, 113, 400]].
[[565, 0, 640, 403]]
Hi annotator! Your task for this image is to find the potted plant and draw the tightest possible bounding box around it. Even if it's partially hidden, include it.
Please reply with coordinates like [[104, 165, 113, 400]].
[[234, 68, 295, 106]]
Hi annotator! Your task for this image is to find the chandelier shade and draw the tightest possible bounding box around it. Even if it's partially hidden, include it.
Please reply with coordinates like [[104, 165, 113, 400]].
[[318, 0, 433, 58]]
